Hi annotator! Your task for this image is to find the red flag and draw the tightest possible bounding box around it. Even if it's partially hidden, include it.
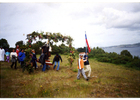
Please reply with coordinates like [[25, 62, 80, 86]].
[[85, 34, 91, 53]]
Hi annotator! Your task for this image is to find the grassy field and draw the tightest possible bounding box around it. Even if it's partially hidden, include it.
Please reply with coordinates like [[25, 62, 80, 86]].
[[0, 55, 140, 98]]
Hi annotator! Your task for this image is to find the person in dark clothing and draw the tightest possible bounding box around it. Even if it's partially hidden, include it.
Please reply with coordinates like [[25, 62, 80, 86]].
[[31, 49, 37, 70], [53, 53, 62, 71], [41, 42, 50, 60], [83, 52, 91, 78]]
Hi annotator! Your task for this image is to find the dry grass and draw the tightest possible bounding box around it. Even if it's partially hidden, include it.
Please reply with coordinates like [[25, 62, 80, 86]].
[[0, 55, 140, 98]]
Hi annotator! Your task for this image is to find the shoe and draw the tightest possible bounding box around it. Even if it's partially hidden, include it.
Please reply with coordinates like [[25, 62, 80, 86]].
[[86, 78, 89, 81]]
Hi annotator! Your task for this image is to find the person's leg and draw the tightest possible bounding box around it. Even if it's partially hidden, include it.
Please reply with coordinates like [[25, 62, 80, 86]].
[[34, 61, 37, 70], [42, 64, 46, 71], [21, 61, 24, 68], [56, 61, 60, 71], [81, 68, 87, 79], [87, 65, 91, 77], [84, 65, 89, 73], [35, 61, 38, 68], [77, 69, 81, 79], [7, 56, 9, 63], [6, 56, 7, 62], [84, 65, 91, 77], [11, 62, 14, 68], [15, 60, 17, 69], [53, 62, 56, 69]]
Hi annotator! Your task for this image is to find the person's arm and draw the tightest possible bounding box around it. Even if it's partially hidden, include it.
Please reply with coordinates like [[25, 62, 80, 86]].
[[79, 59, 81, 69], [15, 52, 17, 57], [10, 52, 12, 58]]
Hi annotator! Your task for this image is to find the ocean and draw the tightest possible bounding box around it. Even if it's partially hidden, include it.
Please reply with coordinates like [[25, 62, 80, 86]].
[[102, 46, 140, 57]]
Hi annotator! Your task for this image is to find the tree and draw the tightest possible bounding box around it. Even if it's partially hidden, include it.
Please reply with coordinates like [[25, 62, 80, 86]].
[[0, 38, 10, 49], [15, 40, 24, 47], [26, 31, 75, 67], [77, 47, 86, 53], [120, 50, 133, 58]]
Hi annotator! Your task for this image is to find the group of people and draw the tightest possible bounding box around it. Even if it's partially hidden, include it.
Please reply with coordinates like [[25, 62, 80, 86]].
[[1, 43, 91, 81], [0, 42, 63, 73], [0, 45, 26, 69], [39, 41, 62, 72]]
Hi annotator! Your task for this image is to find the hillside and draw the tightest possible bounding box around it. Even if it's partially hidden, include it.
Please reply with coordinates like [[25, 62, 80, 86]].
[[0, 55, 140, 98]]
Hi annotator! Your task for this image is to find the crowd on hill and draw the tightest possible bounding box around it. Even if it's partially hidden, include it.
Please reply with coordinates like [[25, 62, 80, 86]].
[[0, 44, 92, 81]]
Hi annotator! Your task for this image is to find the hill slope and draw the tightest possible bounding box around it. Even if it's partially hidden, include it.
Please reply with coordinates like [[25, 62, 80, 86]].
[[0, 55, 140, 98]]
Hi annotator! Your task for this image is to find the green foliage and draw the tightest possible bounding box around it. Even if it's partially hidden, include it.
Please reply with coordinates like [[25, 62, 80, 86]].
[[51, 44, 70, 55], [0, 38, 10, 49], [121, 50, 133, 58], [77, 47, 86, 52], [26, 31, 75, 67], [15, 40, 24, 47], [32, 41, 45, 54], [76, 47, 140, 69]]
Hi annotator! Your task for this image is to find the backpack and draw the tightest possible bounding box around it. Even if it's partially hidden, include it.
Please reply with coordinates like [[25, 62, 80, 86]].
[[12, 55, 16, 62]]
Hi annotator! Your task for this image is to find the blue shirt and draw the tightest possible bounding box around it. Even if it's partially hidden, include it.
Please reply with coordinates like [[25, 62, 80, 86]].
[[18, 52, 26, 61], [5, 52, 10, 56]]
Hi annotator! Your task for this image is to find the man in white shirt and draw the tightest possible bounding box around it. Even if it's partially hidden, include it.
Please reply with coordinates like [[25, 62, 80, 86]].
[[0, 47, 5, 61]]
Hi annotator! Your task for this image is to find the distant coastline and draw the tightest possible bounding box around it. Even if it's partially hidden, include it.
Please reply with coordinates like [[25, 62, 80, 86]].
[[102, 42, 140, 49], [102, 42, 140, 57]]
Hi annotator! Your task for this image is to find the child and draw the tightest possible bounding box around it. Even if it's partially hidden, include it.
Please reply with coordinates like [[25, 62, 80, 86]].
[[77, 54, 89, 81], [5, 50, 10, 63]]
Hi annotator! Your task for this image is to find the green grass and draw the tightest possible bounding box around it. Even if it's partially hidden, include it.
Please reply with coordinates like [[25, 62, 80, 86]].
[[0, 55, 140, 98]]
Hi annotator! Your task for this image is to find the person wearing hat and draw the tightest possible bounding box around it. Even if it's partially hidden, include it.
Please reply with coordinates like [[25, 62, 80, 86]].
[[77, 54, 89, 81]]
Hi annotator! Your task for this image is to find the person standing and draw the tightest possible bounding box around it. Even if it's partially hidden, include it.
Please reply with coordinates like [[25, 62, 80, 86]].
[[0, 47, 5, 61], [10, 49, 17, 69], [0, 47, 3, 61], [53, 53, 62, 71], [16, 45, 20, 56], [77, 54, 88, 81], [84, 52, 91, 78], [16, 45, 20, 63], [31, 49, 37, 70], [41, 41, 50, 72], [5, 50, 10, 63], [18, 49, 26, 68]]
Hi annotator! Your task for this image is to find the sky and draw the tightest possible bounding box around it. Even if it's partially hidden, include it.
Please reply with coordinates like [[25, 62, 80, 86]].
[[0, 1, 140, 48]]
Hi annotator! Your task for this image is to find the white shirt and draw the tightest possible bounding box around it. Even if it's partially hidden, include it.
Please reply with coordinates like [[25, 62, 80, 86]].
[[0, 49, 5, 61], [10, 52, 17, 60]]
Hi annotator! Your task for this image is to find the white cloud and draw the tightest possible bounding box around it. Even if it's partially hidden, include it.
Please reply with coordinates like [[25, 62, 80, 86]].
[[91, 6, 140, 31]]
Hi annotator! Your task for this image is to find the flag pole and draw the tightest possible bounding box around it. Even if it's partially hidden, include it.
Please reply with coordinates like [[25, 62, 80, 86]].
[[85, 31, 87, 54]]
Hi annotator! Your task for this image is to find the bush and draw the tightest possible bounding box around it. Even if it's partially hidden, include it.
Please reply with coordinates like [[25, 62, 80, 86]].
[[128, 59, 140, 68]]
